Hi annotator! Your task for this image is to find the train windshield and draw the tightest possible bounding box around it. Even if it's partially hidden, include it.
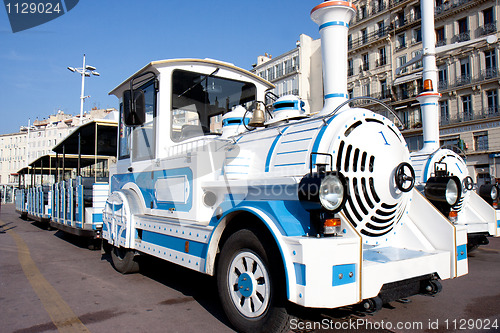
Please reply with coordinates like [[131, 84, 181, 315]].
[[171, 69, 256, 141]]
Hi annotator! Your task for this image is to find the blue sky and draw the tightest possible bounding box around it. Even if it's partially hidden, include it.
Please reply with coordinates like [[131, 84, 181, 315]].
[[0, 0, 320, 135]]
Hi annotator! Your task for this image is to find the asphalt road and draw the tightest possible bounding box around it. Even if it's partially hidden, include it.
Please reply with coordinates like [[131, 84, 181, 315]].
[[1, 203, 499, 333]]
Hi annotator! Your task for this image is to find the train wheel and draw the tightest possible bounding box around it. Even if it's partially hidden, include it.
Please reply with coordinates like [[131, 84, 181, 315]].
[[217, 229, 289, 333], [111, 246, 139, 274]]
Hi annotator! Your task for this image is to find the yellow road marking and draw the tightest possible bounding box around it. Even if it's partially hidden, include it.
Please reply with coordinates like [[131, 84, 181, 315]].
[[6, 228, 90, 333]]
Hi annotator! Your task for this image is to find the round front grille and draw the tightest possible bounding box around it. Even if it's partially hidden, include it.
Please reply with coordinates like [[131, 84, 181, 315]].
[[335, 113, 412, 245]]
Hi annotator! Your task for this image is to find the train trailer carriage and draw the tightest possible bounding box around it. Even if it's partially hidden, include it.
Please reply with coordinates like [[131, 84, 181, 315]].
[[101, 2, 468, 331], [49, 119, 117, 239], [16, 154, 59, 225], [14, 187, 27, 219]]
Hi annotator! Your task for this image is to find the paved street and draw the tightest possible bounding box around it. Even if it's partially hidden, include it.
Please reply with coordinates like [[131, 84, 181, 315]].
[[1, 203, 499, 333]]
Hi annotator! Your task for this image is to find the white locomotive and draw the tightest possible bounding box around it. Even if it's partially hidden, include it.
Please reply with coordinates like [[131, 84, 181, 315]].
[[102, 1, 468, 332], [408, 0, 499, 250]]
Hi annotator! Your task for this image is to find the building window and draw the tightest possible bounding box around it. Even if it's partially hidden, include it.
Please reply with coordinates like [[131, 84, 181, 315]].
[[361, 29, 368, 44], [482, 7, 495, 35], [396, 11, 405, 28], [439, 100, 449, 124], [474, 131, 488, 151], [267, 67, 275, 81], [378, 47, 386, 66], [438, 66, 448, 90], [413, 50, 422, 69], [398, 55, 407, 74], [376, 0, 385, 13], [461, 95, 473, 121], [377, 20, 385, 37], [397, 33, 406, 50], [362, 82, 370, 97], [459, 57, 471, 85], [362, 53, 369, 71], [292, 56, 299, 71], [348, 34, 352, 49], [406, 135, 423, 151], [441, 136, 459, 147], [275, 63, 283, 78], [360, 6, 367, 19], [348, 59, 354, 76], [348, 88, 353, 99], [413, 28, 422, 43], [413, 5, 421, 20], [486, 90, 498, 115], [484, 50, 497, 79], [457, 17, 469, 42], [380, 79, 389, 99]]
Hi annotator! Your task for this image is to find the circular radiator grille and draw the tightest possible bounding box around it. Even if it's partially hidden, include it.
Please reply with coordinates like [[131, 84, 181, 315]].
[[334, 115, 411, 244]]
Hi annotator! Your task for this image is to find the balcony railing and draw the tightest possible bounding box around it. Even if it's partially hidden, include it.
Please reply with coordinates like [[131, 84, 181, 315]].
[[438, 80, 448, 90], [479, 67, 499, 81], [443, 68, 499, 90], [348, 26, 390, 51], [478, 22, 496, 36], [435, 0, 474, 16], [439, 116, 450, 126], [482, 106, 500, 118], [436, 39, 447, 47], [455, 75, 471, 86], [453, 31, 470, 43], [434, 107, 500, 128]]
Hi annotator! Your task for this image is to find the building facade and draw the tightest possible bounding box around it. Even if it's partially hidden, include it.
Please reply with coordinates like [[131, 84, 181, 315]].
[[251, 0, 499, 184], [251, 34, 324, 114]]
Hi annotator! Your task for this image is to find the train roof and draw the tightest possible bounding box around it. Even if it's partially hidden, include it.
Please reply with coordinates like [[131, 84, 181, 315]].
[[52, 119, 117, 156], [109, 58, 274, 97]]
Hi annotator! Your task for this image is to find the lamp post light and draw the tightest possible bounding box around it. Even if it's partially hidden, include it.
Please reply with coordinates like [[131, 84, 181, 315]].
[[67, 54, 100, 125]]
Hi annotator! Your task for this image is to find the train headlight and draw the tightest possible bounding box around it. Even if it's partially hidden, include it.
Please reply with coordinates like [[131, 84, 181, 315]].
[[319, 175, 345, 211], [492, 186, 498, 200], [479, 183, 498, 204], [298, 171, 347, 213], [424, 176, 462, 206], [445, 179, 459, 205]]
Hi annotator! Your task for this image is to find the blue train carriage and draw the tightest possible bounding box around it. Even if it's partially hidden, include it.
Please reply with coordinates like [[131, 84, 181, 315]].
[[49, 119, 117, 240], [14, 155, 57, 225], [14, 185, 27, 219], [101, 2, 468, 332]]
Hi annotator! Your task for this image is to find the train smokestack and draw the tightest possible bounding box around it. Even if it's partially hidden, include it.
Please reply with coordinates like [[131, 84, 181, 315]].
[[311, 1, 356, 115], [416, 0, 441, 153]]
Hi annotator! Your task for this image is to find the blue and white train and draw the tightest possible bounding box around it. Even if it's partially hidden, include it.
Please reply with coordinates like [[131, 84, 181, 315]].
[[14, 1, 470, 332], [100, 1, 467, 332]]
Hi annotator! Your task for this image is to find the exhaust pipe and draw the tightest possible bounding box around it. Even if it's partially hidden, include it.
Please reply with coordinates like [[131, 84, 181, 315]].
[[416, 0, 441, 153], [310, 1, 356, 115]]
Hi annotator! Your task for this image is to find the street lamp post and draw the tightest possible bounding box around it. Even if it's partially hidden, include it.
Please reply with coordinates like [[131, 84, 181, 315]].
[[67, 54, 100, 125]]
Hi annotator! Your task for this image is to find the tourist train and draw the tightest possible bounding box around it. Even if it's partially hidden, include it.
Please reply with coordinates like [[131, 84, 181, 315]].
[[15, 1, 470, 332]]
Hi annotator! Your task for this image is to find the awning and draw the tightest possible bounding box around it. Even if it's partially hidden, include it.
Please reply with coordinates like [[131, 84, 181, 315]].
[[393, 72, 422, 85]]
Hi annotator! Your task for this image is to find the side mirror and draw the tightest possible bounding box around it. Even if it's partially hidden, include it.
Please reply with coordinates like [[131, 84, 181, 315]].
[[123, 89, 146, 126]]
